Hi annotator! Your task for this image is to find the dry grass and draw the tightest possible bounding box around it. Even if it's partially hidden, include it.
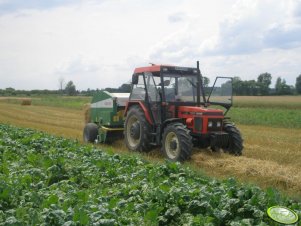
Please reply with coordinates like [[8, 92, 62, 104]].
[[189, 124, 301, 196], [233, 96, 301, 109], [83, 103, 91, 124], [191, 150, 301, 196], [0, 102, 83, 140], [0, 102, 301, 197]]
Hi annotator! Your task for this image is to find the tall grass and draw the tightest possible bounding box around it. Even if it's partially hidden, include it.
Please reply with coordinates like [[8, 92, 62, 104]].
[[31, 96, 91, 109], [228, 108, 301, 128], [0, 95, 91, 109]]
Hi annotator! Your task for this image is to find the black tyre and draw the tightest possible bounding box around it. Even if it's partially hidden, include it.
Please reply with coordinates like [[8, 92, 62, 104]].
[[124, 105, 151, 152], [83, 123, 98, 143], [223, 122, 243, 155], [162, 122, 193, 162]]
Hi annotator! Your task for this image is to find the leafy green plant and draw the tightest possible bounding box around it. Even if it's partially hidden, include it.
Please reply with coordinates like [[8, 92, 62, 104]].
[[0, 124, 300, 225]]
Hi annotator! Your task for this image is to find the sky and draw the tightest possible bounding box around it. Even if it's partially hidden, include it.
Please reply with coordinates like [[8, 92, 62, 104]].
[[0, 0, 300, 90]]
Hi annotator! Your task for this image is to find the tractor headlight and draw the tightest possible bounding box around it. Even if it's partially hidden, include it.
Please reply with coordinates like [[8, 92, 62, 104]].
[[208, 121, 213, 127], [216, 121, 221, 127]]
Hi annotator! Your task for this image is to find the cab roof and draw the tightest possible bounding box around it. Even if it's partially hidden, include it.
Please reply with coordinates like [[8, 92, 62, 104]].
[[134, 65, 166, 74], [134, 64, 198, 75]]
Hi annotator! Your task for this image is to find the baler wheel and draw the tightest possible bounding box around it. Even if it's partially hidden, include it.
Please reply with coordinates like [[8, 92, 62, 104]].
[[124, 106, 151, 152], [83, 123, 98, 143], [162, 122, 193, 162], [223, 122, 243, 155]]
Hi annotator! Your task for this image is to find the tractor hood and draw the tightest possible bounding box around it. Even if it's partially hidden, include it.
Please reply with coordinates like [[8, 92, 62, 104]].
[[178, 106, 224, 116]]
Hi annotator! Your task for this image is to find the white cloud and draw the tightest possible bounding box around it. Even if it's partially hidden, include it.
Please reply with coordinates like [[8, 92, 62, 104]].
[[202, 0, 301, 55], [0, 0, 300, 90], [148, 0, 301, 85], [0, 0, 184, 90], [168, 12, 188, 23], [55, 55, 99, 76]]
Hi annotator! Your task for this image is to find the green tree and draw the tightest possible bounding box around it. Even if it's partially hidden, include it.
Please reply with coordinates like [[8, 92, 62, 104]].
[[118, 83, 131, 93], [296, 74, 301, 94], [5, 87, 16, 96], [202, 76, 210, 87], [245, 80, 259, 96], [257, 73, 272, 95], [275, 77, 293, 95], [275, 77, 282, 94], [65, 81, 77, 96], [232, 77, 243, 95], [233, 78, 259, 96]]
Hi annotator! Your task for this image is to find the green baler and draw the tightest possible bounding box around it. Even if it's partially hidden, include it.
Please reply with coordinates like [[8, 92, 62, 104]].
[[83, 91, 130, 143]]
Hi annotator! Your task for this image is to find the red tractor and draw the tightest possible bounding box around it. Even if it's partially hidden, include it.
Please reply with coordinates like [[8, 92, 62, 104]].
[[124, 62, 243, 161]]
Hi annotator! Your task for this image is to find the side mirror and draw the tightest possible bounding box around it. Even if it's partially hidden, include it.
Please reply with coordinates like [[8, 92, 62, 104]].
[[132, 74, 138, 84]]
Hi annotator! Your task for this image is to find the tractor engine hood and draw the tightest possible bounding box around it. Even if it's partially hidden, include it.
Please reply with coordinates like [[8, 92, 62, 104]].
[[178, 106, 224, 116]]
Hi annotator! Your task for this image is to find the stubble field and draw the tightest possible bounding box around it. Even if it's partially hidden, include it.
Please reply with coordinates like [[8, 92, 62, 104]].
[[0, 96, 301, 198]]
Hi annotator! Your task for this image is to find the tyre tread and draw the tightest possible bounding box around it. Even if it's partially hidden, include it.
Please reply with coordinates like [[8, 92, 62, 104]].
[[83, 123, 98, 143], [124, 105, 151, 152], [223, 122, 243, 155]]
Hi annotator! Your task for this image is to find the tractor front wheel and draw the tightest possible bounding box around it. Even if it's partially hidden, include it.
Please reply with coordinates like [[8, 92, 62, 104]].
[[223, 122, 243, 155], [83, 123, 98, 143], [124, 105, 151, 152], [162, 123, 193, 162]]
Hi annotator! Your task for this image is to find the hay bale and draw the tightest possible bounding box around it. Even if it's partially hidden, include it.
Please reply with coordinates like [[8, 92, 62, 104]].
[[21, 98, 32, 106], [83, 103, 91, 124]]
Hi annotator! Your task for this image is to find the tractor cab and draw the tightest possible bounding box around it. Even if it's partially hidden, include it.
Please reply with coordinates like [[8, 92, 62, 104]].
[[130, 64, 233, 123], [124, 62, 243, 161]]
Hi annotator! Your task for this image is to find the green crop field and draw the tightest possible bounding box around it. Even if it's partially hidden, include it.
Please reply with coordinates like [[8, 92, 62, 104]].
[[0, 96, 91, 110], [0, 124, 300, 225], [228, 108, 301, 128], [229, 96, 301, 128]]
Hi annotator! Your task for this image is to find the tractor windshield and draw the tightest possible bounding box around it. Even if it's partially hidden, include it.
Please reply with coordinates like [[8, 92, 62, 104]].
[[162, 74, 198, 102]]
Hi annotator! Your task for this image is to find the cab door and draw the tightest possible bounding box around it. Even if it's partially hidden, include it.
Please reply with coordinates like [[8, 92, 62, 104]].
[[145, 72, 161, 124]]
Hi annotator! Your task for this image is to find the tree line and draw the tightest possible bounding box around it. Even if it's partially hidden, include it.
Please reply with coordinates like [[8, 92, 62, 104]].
[[0, 81, 79, 96], [1, 74, 301, 96], [0, 81, 131, 97], [232, 73, 301, 95]]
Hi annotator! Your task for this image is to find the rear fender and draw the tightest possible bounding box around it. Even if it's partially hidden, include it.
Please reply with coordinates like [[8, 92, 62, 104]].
[[124, 101, 153, 125]]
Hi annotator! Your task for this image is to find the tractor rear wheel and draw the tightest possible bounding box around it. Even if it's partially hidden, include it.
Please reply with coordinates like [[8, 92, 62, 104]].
[[162, 123, 193, 162], [124, 105, 151, 152], [223, 122, 243, 155], [83, 123, 98, 143]]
